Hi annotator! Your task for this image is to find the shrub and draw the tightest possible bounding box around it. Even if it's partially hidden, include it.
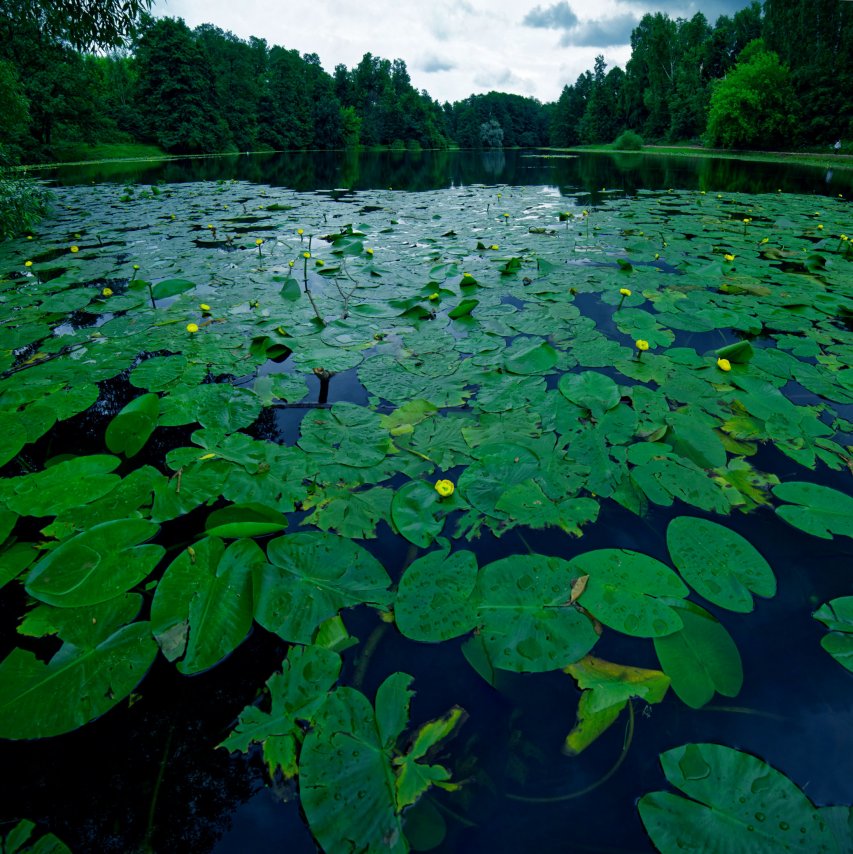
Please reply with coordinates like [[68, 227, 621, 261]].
[[0, 147, 49, 240], [612, 130, 644, 151]]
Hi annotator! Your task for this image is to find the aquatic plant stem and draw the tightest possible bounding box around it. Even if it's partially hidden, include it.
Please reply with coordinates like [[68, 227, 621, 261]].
[[506, 701, 635, 803], [351, 622, 390, 690], [142, 724, 175, 852]]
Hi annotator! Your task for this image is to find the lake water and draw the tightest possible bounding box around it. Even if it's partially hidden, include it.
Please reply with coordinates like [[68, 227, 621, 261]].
[[2, 148, 852, 853]]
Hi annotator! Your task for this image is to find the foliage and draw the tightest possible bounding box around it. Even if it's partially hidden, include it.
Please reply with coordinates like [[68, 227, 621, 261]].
[[705, 40, 798, 149], [0, 158, 48, 240], [612, 129, 644, 150], [640, 744, 850, 853], [0, 176, 851, 849]]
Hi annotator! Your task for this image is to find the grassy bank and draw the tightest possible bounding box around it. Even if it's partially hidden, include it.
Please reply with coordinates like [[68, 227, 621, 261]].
[[563, 143, 853, 171]]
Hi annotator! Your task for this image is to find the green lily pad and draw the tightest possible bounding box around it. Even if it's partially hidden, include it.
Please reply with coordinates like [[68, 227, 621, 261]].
[[773, 482, 853, 539], [219, 644, 342, 778], [0, 620, 158, 739], [666, 517, 775, 612], [814, 597, 853, 673], [150, 537, 264, 674], [254, 532, 392, 643], [25, 519, 164, 608], [639, 743, 841, 854], [474, 553, 599, 672], [567, 549, 689, 637], [653, 601, 743, 708]]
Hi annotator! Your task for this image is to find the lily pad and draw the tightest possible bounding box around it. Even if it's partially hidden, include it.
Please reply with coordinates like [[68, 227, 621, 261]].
[[666, 517, 775, 612]]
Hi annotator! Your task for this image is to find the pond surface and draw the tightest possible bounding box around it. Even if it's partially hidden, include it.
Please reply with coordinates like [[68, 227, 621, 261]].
[[1, 149, 852, 853]]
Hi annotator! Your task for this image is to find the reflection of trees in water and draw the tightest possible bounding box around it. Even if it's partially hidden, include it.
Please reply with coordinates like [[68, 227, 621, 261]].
[[480, 148, 506, 176], [43, 148, 853, 204], [0, 631, 292, 852]]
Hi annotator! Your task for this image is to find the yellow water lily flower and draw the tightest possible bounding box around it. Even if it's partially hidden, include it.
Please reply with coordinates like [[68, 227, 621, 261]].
[[635, 339, 650, 351], [303, 252, 311, 259], [817, 224, 824, 230], [724, 253, 735, 262], [490, 244, 499, 250], [366, 248, 374, 255], [24, 260, 32, 267], [70, 246, 79, 253], [717, 357, 731, 372], [429, 292, 439, 301], [619, 288, 632, 297], [255, 238, 264, 245], [133, 264, 140, 270], [288, 260, 295, 267], [200, 303, 211, 311], [435, 479, 454, 498], [186, 323, 199, 333], [102, 287, 113, 296], [297, 228, 304, 235]]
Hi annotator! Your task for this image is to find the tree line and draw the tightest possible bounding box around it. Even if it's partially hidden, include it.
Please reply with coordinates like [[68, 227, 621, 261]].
[[1, 0, 852, 167], [553, 0, 853, 149]]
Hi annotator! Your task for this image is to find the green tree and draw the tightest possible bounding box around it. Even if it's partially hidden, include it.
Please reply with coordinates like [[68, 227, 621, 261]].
[[705, 40, 797, 149], [134, 17, 232, 153], [0, 0, 151, 50]]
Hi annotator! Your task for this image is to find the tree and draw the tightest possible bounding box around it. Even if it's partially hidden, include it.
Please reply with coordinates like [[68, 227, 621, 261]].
[[0, 0, 151, 51], [705, 40, 797, 149], [134, 17, 232, 153]]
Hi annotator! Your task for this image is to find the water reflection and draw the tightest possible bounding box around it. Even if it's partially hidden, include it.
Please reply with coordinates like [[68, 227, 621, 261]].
[[36, 149, 853, 198]]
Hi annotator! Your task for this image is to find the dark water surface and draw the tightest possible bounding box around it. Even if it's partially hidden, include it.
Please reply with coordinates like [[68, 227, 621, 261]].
[[3, 149, 852, 854], [36, 147, 853, 199]]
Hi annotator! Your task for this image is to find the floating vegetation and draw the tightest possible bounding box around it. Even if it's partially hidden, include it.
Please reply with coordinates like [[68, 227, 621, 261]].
[[0, 178, 851, 851]]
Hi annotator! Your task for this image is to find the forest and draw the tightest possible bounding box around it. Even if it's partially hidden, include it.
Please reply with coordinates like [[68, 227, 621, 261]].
[[0, 0, 852, 164]]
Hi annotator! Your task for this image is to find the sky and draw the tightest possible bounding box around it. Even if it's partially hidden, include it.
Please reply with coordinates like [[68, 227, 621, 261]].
[[148, 0, 754, 104]]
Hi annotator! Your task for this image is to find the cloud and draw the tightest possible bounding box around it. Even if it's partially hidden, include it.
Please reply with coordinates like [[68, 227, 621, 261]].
[[473, 68, 535, 93], [559, 13, 639, 46], [523, 1, 578, 30], [613, 0, 755, 24], [418, 55, 456, 73]]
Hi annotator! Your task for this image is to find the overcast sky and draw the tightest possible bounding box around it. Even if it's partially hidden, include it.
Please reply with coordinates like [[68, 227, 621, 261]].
[[149, 0, 754, 104]]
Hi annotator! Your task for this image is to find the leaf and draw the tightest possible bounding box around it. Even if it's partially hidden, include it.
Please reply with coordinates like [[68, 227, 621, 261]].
[[219, 644, 341, 778], [298, 402, 391, 467], [448, 298, 478, 319], [391, 481, 447, 548], [564, 656, 670, 754], [204, 503, 287, 538], [301, 674, 458, 854], [0, 411, 27, 467], [0, 621, 158, 738], [653, 601, 743, 708], [666, 517, 775, 612], [570, 574, 589, 604], [502, 338, 558, 375], [773, 482, 853, 539], [567, 549, 689, 637], [395, 547, 479, 642], [105, 393, 160, 458], [558, 371, 621, 418], [302, 686, 405, 852], [1, 819, 71, 854], [473, 553, 599, 672], [151, 278, 195, 300], [253, 532, 392, 643], [639, 743, 841, 853], [150, 537, 264, 674], [813, 597, 853, 673], [25, 519, 164, 608], [4, 455, 122, 517]]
